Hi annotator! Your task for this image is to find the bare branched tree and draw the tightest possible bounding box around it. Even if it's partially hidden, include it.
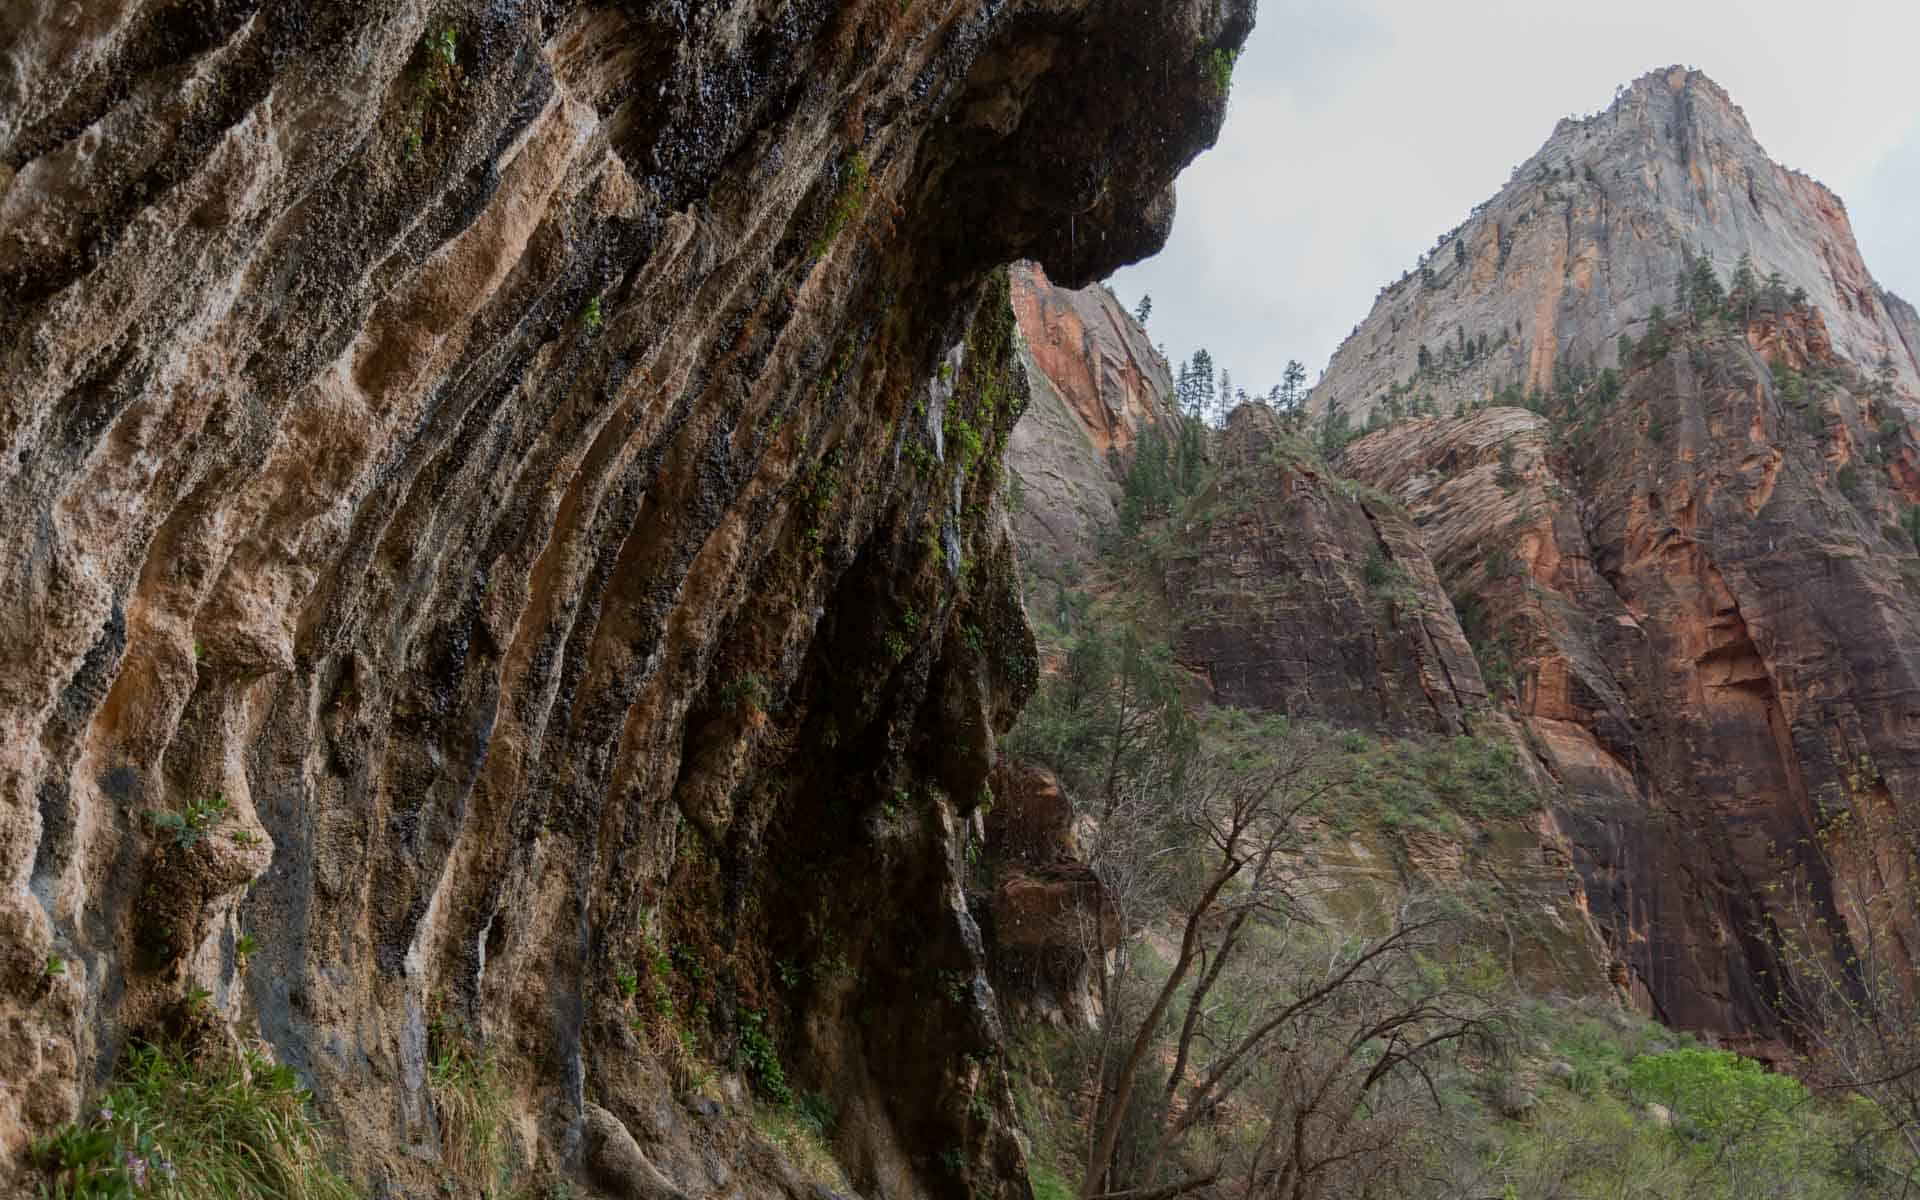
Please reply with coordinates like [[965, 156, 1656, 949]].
[[1069, 729, 1500, 1200], [1771, 786, 1920, 1188]]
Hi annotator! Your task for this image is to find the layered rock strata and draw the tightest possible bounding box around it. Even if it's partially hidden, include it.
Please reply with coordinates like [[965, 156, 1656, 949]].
[[1157, 404, 1607, 994], [0, 1, 1250, 1194]]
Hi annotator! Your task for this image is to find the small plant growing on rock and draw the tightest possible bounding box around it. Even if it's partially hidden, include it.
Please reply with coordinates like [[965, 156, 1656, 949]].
[[1495, 440, 1520, 491], [579, 296, 603, 335], [615, 968, 639, 1000], [945, 413, 984, 470], [428, 26, 458, 69], [1205, 47, 1239, 96], [44, 954, 64, 978], [146, 793, 229, 849], [716, 673, 770, 719], [809, 153, 871, 260], [903, 438, 935, 478], [428, 1014, 509, 1188], [235, 934, 258, 968], [736, 1010, 792, 1105], [881, 630, 910, 663]]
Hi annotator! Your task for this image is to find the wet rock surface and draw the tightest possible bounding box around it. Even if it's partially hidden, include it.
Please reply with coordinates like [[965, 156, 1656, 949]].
[[0, 0, 1250, 1193]]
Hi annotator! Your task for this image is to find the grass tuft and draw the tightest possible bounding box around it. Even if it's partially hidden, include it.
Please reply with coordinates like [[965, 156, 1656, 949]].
[[428, 1026, 511, 1192], [29, 1041, 357, 1199]]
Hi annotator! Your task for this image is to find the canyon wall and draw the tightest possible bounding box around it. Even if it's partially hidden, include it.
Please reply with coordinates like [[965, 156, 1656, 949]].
[[0, 1, 1250, 1195], [1343, 314, 1920, 1050], [1165, 403, 1489, 732]]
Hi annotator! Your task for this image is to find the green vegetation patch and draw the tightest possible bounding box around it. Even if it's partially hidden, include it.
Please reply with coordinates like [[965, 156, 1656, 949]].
[[428, 1017, 511, 1193], [30, 1042, 357, 1200], [1325, 728, 1538, 835], [809, 153, 870, 260]]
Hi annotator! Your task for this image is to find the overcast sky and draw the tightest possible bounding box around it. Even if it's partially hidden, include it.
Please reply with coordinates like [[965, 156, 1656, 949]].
[[1110, 0, 1920, 393]]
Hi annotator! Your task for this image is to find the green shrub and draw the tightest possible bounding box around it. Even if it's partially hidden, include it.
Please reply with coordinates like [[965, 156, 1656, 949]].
[[1626, 1048, 1807, 1144], [1204, 47, 1238, 96], [1028, 1161, 1075, 1200], [737, 1010, 792, 1105], [428, 1024, 510, 1190]]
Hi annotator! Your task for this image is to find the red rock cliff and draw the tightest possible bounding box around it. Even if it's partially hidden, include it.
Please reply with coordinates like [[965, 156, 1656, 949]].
[[1344, 315, 1920, 1049]]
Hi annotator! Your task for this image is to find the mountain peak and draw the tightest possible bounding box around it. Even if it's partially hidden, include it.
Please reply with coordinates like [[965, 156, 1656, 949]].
[[1310, 70, 1917, 425]]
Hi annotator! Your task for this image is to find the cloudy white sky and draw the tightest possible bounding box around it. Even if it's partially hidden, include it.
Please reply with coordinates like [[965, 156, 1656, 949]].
[[1110, 0, 1920, 393]]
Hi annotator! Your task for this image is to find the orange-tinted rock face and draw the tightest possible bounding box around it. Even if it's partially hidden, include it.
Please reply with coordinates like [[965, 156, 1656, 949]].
[[1006, 262, 1178, 571], [1344, 318, 1920, 1045], [1010, 262, 1171, 459], [0, 0, 1251, 1191]]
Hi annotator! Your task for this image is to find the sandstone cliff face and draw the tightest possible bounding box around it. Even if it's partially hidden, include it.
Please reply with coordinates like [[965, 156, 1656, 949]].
[[1006, 262, 1177, 573], [0, 1, 1250, 1194], [1312, 66, 1920, 427], [1343, 317, 1920, 1050], [1165, 404, 1488, 732]]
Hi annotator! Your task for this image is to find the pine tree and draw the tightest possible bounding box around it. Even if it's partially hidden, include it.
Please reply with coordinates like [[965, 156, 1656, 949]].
[[1175, 407, 1206, 493], [1117, 425, 1174, 534], [1763, 271, 1788, 312], [1318, 400, 1350, 460], [1644, 304, 1670, 360], [1730, 252, 1759, 323], [1134, 294, 1153, 324], [1455, 239, 1467, 267], [1189, 349, 1215, 426], [1690, 256, 1725, 319], [1280, 359, 1308, 413]]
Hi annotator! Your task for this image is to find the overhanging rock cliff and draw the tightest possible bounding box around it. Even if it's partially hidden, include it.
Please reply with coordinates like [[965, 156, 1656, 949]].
[[0, 1, 1251, 1195]]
